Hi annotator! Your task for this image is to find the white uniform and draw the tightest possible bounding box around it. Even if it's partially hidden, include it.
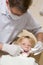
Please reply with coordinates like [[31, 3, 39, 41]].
[[0, 0, 43, 44]]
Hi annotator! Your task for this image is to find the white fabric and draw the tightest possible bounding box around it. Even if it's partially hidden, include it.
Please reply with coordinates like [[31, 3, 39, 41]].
[[0, 55, 38, 65]]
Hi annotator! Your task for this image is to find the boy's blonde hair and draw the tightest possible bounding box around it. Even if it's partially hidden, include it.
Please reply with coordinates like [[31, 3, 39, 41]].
[[13, 30, 37, 48], [15, 36, 36, 48]]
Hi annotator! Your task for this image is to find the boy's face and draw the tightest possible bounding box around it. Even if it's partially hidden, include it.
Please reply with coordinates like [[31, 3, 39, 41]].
[[19, 38, 32, 52]]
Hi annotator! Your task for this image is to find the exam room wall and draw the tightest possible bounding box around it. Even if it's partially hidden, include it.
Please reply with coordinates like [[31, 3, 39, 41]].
[[29, 0, 43, 27]]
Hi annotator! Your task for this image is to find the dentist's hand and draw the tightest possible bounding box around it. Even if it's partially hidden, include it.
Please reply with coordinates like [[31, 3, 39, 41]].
[[30, 41, 43, 55]]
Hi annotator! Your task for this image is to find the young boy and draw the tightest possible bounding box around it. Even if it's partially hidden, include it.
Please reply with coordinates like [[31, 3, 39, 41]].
[[0, 31, 39, 65]]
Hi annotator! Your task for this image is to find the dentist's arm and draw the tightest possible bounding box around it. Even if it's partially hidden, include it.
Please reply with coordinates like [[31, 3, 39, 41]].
[[31, 33, 43, 55]]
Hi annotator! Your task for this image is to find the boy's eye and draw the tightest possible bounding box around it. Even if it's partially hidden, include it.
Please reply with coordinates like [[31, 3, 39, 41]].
[[28, 45, 30, 46]]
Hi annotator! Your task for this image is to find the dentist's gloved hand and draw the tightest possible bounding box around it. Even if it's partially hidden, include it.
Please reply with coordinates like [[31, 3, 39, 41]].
[[30, 41, 43, 55]]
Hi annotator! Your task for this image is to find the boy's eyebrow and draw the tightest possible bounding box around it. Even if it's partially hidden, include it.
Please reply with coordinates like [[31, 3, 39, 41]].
[[24, 36, 30, 38]]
